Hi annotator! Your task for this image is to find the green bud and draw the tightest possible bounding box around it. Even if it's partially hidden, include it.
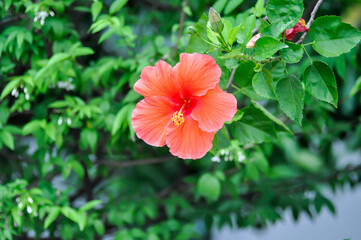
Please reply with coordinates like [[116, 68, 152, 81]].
[[186, 26, 198, 35], [208, 7, 223, 33]]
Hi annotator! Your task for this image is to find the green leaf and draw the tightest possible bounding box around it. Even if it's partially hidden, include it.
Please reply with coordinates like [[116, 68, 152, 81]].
[[280, 42, 304, 63], [44, 207, 60, 229], [72, 47, 94, 57], [232, 107, 277, 145], [350, 76, 361, 96], [45, 123, 56, 141], [228, 25, 241, 46], [80, 128, 98, 152], [303, 61, 338, 107], [77, 211, 87, 231], [80, 199, 102, 212], [197, 173, 221, 202], [224, 0, 244, 15], [110, 0, 128, 14], [23, 120, 45, 135], [252, 101, 292, 134], [186, 14, 210, 53], [254, 36, 287, 61], [254, 0, 265, 17], [261, 21, 292, 39], [212, 0, 228, 13], [94, 220, 105, 235], [309, 16, 361, 57], [48, 53, 71, 67], [91, 1, 103, 21], [112, 104, 134, 135], [0, 130, 14, 150], [233, 60, 256, 87], [252, 68, 276, 99], [0, 78, 21, 100], [275, 76, 304, 125], [236, 14, 256, 46], [266, 0, 303, 26]]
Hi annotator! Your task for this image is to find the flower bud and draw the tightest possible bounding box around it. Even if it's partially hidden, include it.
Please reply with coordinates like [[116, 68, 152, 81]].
[[186, 26, 198, 35], [208, 7, 223, 33]]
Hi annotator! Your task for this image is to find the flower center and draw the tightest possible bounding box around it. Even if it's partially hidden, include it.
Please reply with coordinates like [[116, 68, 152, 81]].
[[171, 100, 190, 126], [299, 19, 306, 27]]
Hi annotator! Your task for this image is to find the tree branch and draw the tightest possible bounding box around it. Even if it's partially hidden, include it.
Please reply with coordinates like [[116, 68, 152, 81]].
[[296, 0, 325, 44], [226, 67, 237, 91]]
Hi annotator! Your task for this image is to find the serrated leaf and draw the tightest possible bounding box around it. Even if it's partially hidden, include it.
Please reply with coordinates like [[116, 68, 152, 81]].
[[236, 14, 256, 46], [309, 16, 361, 57], [275, 76, 304, 125], [254, 36, 287, 61], [266, 0, 303, 26], [232, 107, 277, 145], [280, 42, 304, 63], [303, 61, 338, 107], [252, 101, 292, 134], [262, 21, 292, 39], [233, 60, 256, 87], [252, 68, 276, 99]]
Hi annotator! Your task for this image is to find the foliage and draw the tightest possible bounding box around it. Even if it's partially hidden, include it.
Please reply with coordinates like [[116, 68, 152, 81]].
[[0, 0, 361, 239]]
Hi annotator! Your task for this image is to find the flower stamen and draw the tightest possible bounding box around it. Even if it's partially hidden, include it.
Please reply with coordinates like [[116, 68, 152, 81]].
[[171, 103, 187, 126]]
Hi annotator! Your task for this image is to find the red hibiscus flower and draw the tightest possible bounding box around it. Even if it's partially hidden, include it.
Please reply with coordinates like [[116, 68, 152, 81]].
[[283, 18, 309, 40], [246, 18, 309, 48], [131, 53, 237, 159]]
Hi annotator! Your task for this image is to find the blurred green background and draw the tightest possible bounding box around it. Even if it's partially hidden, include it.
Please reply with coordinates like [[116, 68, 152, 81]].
[[0, 0, 361, 239]]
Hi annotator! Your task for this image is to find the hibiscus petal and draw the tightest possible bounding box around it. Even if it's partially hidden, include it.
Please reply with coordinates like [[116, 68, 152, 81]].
[[173, 53, 221, 98], [132, 96, 174, 147], [134, 60, 180, 99], [166, 116, 215, 159], [191, 85, 237, 132]]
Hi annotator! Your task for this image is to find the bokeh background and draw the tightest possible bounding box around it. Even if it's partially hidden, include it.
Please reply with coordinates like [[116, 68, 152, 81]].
[[0, 0, 361, 239]]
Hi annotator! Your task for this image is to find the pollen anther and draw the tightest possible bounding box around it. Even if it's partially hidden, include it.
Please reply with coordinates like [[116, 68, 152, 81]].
[[171, 111, 184, 126]]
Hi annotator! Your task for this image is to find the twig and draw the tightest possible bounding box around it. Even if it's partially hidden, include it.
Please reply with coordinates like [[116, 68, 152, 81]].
[[99, 156, 174, 168], [172, 0, 189, 58], [226, 67, 237, 91], [296, 0, 325, 44], [252, 16, 268, 35], [0, 14, 27, 27]]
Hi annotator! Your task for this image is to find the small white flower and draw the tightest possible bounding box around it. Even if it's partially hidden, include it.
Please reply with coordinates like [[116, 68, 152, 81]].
[[49, 11, 55, 17], [211, 156, 221, 162], [238, 152, 245, 162], [27, 197, 33, 204], [58, 117, 63, 125], [25, 93, 30, 100], [18, 202, 23, 209], [27, 205, 32, 214], [67, 118, 72, 125]]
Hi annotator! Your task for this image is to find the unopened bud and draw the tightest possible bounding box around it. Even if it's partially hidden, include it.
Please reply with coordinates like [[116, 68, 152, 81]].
[[208, 7, 223, 33], [186, 26, 198, 35]]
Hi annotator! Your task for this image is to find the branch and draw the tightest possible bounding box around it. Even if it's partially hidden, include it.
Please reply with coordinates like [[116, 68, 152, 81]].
[[99, 156, 174, 168], [296, 0, 325, 44], [0, 14, 27, 27], [226, 67, 237, 91], [172, 0, 189, 58]]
